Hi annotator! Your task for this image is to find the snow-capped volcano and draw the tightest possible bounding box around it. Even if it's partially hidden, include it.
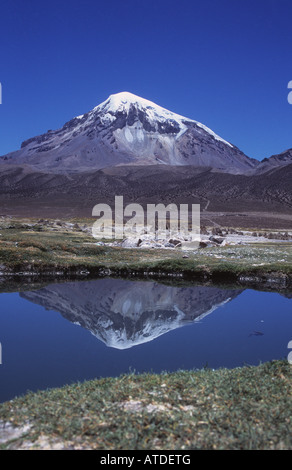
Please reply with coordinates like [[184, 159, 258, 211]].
[[1, 91, 258, 173]]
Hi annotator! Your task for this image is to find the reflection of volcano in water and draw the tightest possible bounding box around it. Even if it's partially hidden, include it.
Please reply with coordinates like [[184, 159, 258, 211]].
[[21, 279, 242, 349]]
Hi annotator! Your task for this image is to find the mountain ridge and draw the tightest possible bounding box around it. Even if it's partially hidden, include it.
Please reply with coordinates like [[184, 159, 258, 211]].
[[1, 163, 292, 224]]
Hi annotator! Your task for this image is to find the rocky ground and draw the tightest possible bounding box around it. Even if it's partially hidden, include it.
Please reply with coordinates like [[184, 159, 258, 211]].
[[5, 215, 289, 249], [106, 226, 292, 250]]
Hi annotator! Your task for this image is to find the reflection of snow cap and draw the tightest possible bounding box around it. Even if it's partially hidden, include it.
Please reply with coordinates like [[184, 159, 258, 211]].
[[20, 280, 241, 350]]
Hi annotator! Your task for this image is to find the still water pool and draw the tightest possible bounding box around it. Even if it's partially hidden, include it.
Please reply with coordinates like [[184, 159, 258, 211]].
[[0, 278, 291, 402]]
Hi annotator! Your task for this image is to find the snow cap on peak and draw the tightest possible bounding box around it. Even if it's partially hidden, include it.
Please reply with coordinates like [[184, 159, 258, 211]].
[[100, 91, 161, 113], [109, 91, 144, 102], [95, 91, 233, 147]]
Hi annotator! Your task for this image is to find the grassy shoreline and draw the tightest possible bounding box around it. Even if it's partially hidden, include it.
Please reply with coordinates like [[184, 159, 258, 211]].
[[0, 218, 292, 292], [0, 360, 291, 450]]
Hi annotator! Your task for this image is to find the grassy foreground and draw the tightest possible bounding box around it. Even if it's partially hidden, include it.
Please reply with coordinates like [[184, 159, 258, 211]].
[[0, 360, 291, 450]]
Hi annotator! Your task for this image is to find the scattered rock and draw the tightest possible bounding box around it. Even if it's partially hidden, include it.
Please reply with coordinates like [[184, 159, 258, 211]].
[[168, 239, 182, 247], [200, 225, 208, 235], [0, 420, 32, 445], [209, 236, 225, 244], [119, 400, 170, 414], [121, 238, 142, 248], [211, 227, 224, 236]]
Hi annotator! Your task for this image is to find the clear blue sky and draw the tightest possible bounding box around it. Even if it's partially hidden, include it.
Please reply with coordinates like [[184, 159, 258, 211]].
[[0, 0, 292, 160]]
